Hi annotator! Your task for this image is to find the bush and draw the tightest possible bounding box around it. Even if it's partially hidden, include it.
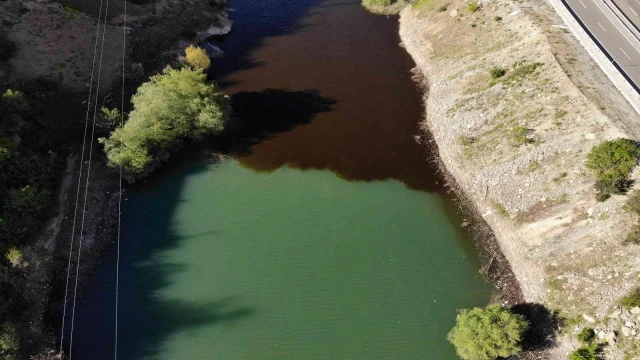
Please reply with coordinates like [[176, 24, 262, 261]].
[[184, 45, 211, 70], [624, 224, 640, 245], [490, 67, 506, 79], [467, 1, 479, 12], [494, 15, 502, 21], [4, 186, 51, 217], [586, 139, 640, 200], [447, 305, 529, 360], [1, 90, 26, 108], [511, 126, 533, 146], [100, 66, 229, 178], [4, 247, 26, 269], [0, 322, 19, 360], [438, 4, 449, 11], [569, 344, 597, 360], [619, 287, 640, 308], [577, 328, 596, 344]]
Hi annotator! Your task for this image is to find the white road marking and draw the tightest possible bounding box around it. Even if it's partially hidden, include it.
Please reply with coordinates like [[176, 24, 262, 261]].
[[631, 6, 639, 16], [589, 0, 640, 54], [621, 47, 632, 59], [579, 0, 587, 7], [598, 21, 607, 31]]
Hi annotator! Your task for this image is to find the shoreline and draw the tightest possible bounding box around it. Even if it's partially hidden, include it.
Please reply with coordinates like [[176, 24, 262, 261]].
[[397, 0, 640, 357]]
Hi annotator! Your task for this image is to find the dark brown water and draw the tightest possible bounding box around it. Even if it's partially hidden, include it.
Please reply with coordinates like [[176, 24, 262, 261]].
[[213, 0, 440, 191]]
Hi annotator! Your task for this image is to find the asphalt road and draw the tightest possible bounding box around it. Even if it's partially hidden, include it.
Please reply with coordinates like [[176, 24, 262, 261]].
[[611, 0, 640, 32], [565, 0, 640, 87]]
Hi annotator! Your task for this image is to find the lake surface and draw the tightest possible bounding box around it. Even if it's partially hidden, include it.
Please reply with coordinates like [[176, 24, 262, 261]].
[[71, 0, 492, 358]]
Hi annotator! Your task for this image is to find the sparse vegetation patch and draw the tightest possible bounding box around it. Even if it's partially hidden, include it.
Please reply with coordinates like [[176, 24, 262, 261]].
[[362, 0, 407, 14], [619, 287, 640, 308]]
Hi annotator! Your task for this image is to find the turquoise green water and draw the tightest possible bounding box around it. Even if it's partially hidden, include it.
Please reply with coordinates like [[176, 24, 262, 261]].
[[73, 159, 491, 359]]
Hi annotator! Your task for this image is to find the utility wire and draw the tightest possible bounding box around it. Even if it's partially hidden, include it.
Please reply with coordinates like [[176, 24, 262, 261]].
[[68, 0, 110, 357], [59, 0, 105, 354], [115, 0, 126, 358]]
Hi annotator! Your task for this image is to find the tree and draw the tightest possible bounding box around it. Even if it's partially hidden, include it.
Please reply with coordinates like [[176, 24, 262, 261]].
[[586, 139, 640, 201], [100, 66, 228, 177], [185, 45, 211, 70], [447, 305, 529, 360]]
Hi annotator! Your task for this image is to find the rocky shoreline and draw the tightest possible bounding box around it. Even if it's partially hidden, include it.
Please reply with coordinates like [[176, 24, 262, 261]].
[[398, 0, 640, 357]]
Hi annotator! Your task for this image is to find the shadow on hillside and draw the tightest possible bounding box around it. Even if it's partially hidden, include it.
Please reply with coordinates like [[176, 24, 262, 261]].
[[512, 302, 562, 352]]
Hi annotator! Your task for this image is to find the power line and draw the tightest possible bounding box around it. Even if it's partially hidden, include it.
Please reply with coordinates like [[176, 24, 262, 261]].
[[59, 0, 105, 354], [67, 0, 110, 357], [115, 0, 127, 357]]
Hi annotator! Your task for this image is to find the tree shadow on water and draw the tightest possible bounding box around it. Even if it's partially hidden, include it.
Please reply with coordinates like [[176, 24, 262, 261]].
[[210, 0, 326, 86], [222, 88, 337, 153], [69, 161, 255, 360]]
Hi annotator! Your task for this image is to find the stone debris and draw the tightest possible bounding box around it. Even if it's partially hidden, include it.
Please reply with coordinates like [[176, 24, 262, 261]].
[[583, 314, 596, 323]]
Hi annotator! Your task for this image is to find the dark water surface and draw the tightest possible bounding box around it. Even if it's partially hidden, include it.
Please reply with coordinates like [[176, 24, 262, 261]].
[[71, 0, 492, 358]]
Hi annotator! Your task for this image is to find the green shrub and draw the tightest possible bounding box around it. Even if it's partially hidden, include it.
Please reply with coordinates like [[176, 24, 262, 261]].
[[1, 90, 25, 107], [577, 327, 596, 344], [619, 287, 640, 308], [98, 107, 121, 130], [447, 305, 529, 360], [490, 67, 506, 79], [494, 15, 502, 21], [624, 225, 640, 245], [586, 139, 640, 200], [3, 186, 51, 217], [4, 247, 26, 269], [511, 126, 533, 146], [569, 344, 597, 360], [64, 6, 81, 18], [467, 1, 479, 12], [184, 45, 211, 70], [0, 322, 19, 360], [100, 66, 229, 178], [438, 4, 449, 11], [586, 139, 640, 175]]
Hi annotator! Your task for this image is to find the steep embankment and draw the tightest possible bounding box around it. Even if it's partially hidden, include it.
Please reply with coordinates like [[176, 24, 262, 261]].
[[399, 0, 640, 357]]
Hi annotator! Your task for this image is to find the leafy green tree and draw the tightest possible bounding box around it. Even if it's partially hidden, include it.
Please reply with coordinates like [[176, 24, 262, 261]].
[[447, 305, 529, 360], [100, 66, 228, 177], [586, 139, 640, 201]]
